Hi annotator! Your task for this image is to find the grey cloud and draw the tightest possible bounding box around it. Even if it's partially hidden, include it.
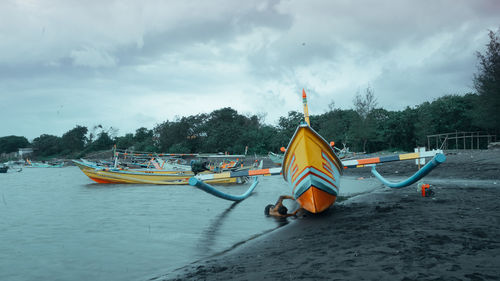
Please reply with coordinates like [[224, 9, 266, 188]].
[[1, 0, 499, 139]]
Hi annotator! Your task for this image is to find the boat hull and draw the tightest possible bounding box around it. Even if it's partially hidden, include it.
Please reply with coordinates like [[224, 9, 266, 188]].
[[268, 152, 284, 166], [74, 160, 240, 185], [282, 124, 343, 213]]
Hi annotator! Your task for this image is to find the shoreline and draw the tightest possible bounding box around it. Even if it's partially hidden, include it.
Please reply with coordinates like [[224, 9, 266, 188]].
[[153, 150, 500, 281], [157, 182, 500, 281]]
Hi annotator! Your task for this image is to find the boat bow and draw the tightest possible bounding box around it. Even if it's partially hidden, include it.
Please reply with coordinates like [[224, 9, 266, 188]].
[[282, 123, 343, 213]]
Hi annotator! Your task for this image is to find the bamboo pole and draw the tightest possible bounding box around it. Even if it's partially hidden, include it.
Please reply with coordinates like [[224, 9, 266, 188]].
[[302, 89, 310, 126]]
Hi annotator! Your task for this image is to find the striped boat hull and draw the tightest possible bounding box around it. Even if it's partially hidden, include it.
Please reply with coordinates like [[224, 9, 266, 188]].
[[73, 160, 239, 185], [282, 124, 343, 213]]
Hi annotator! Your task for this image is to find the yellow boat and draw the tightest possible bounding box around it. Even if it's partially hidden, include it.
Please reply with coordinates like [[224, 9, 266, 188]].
[[73, 160, 242, 185], [282, 123, 343, 213]]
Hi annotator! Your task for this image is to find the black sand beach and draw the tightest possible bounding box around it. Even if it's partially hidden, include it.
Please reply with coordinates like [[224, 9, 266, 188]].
[[155, 150, 500, 281]]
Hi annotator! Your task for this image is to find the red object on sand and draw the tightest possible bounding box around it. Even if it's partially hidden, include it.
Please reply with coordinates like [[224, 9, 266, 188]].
[[421, 184, 430, 197]]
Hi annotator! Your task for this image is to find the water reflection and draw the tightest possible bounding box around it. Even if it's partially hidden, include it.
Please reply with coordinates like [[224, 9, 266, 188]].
[[269, 216, 290, 227], [198, 201, 240, 253], [84, 183, 135, 189]]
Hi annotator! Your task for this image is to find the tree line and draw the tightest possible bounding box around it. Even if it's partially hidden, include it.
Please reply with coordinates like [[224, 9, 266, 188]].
[[1, 28, 498, 160]]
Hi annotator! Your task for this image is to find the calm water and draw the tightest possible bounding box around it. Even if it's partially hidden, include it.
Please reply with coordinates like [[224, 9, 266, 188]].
[[0, 166, 379, 281]]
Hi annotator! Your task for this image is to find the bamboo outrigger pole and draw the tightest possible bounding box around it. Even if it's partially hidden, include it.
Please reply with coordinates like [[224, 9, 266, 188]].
[[302, 89, 310, 126]]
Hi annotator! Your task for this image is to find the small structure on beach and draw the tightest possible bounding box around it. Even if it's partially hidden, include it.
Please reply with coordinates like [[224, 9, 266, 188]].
[[18, 148, 33, 158], [427, 131, 496, 150]]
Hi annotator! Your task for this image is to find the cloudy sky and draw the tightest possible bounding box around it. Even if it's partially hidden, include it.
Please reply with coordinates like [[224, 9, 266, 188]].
[[1, 0, 499, 140]]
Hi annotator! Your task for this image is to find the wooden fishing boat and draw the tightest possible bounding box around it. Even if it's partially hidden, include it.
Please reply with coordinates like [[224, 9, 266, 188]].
[[73, 160, 244, 185], [282, 123, 343, 213], [0, 165, 8, 173], [268, 152, 284, 166], [25, 159, 64, 168], [189, 90, 446, 216], [188, 89, 445, 214]]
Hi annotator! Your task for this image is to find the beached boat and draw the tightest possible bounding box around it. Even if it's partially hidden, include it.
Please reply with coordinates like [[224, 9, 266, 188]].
[[0, 165, 8, 173], [282, 123, 343, 213], [188, 89, 445, 214], [268, 152, 284, 166], [73, 160, 245, 185]]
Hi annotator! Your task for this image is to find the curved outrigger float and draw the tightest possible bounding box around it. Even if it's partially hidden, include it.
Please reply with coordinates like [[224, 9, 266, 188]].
[[189, 89, 446, 214]]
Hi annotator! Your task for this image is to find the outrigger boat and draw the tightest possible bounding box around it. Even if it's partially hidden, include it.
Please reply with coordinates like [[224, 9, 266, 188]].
[[268, 152, 284, 166], [73, 159, 248, 185], [0, 165, 8, 173], [74, 147, 256, 185], [282, 122, 343, 213], [112, 149, 248, 172], [189, 89, 446, 214], [25, 159, 64, 168]]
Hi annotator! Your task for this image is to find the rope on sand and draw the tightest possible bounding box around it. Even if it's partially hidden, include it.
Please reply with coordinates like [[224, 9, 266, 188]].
[[371, 153, 446, 188]]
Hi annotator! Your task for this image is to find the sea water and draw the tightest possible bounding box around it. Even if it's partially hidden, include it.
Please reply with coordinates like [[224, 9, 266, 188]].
[[0, 167, 379, 281]]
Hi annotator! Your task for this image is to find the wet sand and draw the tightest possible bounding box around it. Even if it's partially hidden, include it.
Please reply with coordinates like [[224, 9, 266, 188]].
[[155, 150, 500, 281]]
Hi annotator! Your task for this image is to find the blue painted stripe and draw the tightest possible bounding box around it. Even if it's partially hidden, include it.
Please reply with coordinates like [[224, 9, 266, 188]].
[[306, 167, 339, 191], [379, 155, 400, 163], [322, 151, 343, 172], [293, 168, 339, 198], [322, 152, 338, 177], [291, 165, 338, 187], [294, 175, 338, 198], [286, 155, 296, 180]]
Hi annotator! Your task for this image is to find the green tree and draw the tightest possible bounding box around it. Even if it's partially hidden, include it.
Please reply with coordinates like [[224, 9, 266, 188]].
[[275, 111, 304, 149], [414, 94, 481, 147], [315, 109, 358, 150], [115, 133, 135, 149], [368, 108, 392, 152], [0, 135, 30, 154], [133, 127, 156, 151], [474, 27, 500, 134], [134, 127, 152, 143], [386, 108, 418, 151], [61, 125, 88, 153], [32, 134, 63, 157], [154, 114, 207, 153], [92, 131, 114, 151], [250, 124, 280, 154], [350, 87, 378, 152], [201, 108, 258, 154]]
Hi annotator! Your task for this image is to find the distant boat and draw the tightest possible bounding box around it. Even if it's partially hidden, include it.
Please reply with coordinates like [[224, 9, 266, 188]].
[[25, 159, 64, 168], [268, 152, 284, 166], [0, 166, 8, 173]]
